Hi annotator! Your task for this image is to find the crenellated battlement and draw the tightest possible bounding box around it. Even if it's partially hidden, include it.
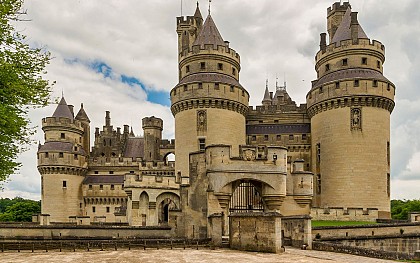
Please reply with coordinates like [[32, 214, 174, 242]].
[[176, 15, 199, 26], [317, 38, 385, 62], [142, 116, 163, 130], [42, 117, 84, 131], [180, 44, 240, 63], [327, 1, 351, 16], [89, 156, 142, 167]]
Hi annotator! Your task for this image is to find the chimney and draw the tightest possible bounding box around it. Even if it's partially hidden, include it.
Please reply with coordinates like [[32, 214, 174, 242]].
[[320, 33, 327, 52], [351, 12, 359, 44], [68, 105, 74, 118], [105, 111, 111, 126]]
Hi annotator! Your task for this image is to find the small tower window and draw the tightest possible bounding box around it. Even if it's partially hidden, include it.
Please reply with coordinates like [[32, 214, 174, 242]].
[[106, 207, 110, 213], [264, 135, 269, 141], [362, 57, 367, 65], [109, 171, 114, 174], [214, 83, 219, 90], [186, 65, 190, 73], [94, 171, 99, 174], [62, 181, 67, 188], [302, 134, 307, 140], [218, 63, 223, 70], [325, 64, 330, 71], [92, 207, 96, 213], [342, 58, 348, 66], [59, 152, 64, 158], [198, 83, 203, 89], [251, 135, 256, 141], [74, 146, 78, 151], [232, 67, 236, 75], [111, 185, 115, 190], [88, 185, 93, 190], [289, 134, 294, 141], [387, 83, 391, 91], [377, 60, 381, 69], [61, 133, 65, 139], [198, 138, 206, 151], [184, 85, 188, 91], [100, 185, 103, 190], [276, 135, 281, 141], [335, 82, 340, 89], [230, 85, 234, 92], [242, 90, 245, 96], [319, 86, 323, 93], [316, 143, 321, 163], [74, 154, 78, 160], [354, 80, 360, 87], [45, 152, 49, 158], [200, 62, 205, 70], [373, 80, 378, 87]]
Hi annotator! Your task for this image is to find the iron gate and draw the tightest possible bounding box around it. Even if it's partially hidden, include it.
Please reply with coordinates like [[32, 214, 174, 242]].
[[229, 181, 264, 213]]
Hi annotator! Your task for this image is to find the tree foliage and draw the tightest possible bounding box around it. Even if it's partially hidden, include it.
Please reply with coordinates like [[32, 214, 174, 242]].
[[0, 197, 40, 222], [0, 0, 53, 184], [391, 199, 420, 220]]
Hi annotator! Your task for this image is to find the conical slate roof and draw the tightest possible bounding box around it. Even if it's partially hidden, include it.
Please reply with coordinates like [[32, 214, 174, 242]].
[[75, 103, 90, 122], [194, 2, 203, 20], [52, 97, 74, 120], [193, 14, 226, 48], [262, 85, 271, 103], [331, 7, 368, 44]]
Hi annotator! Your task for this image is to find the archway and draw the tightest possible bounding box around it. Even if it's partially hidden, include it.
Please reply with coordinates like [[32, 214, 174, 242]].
[[156, 193, 180, 225], [164, 152, 175, 166], [229, 180, 265, 214]]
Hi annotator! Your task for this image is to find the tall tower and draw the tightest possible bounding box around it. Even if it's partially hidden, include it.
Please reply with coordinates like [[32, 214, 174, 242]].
[[142, 116, 163, 161], [171, 5, 249, 180], [307, 2, 395, 218], [37, 97, 88, 222]]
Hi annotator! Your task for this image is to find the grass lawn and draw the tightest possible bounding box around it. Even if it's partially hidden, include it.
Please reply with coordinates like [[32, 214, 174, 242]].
[[312, 220, 377, 227]]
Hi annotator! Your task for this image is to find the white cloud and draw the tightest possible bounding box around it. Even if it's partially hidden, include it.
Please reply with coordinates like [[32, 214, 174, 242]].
[[2, 0, 420, 200]]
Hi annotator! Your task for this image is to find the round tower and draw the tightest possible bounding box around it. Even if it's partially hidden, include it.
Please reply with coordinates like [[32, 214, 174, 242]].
[[142, 116, 163, 161], [37, 97, 88, 222], [307, 3, 395, 219], [171, 8, 249, 180]]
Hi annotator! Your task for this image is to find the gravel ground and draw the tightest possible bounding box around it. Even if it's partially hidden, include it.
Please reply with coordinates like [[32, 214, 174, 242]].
[[0, 247, 399, 263]]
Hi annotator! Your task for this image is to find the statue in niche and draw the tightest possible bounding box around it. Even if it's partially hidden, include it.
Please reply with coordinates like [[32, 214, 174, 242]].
[[351, 108, 362, 130], [197, 110, 207, 132]]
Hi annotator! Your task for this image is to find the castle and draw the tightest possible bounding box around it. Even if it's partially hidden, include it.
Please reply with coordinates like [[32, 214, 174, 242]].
[[37, 1, 395, 242]]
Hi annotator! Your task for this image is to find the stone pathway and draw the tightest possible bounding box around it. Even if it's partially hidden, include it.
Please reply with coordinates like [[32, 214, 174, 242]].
[[0, 247, 397, 263]]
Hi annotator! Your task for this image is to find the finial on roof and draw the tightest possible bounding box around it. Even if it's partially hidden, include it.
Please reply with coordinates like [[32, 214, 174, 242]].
[[208, 0, 211, 15]]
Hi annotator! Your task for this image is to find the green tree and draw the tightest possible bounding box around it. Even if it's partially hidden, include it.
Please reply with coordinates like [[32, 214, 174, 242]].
[[0, 0, 53, 184], [391, 199, 420, 220], [0, 198, 40, 222]]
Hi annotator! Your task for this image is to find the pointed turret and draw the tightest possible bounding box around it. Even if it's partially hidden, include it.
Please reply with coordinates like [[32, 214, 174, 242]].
[[130, 127, 135, 137], [262, 81, 271, 106], [52, 97, 74, 120], [75, 103, 90, 123], [75, 103, 91, 156], [194, 1, 203, 20], [331, 7, 368, 44], [193, 14, 226, 48]]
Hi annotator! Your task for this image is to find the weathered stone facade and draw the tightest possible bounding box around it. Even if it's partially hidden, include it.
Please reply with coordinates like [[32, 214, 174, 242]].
[[37, 1, 394, 251]]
